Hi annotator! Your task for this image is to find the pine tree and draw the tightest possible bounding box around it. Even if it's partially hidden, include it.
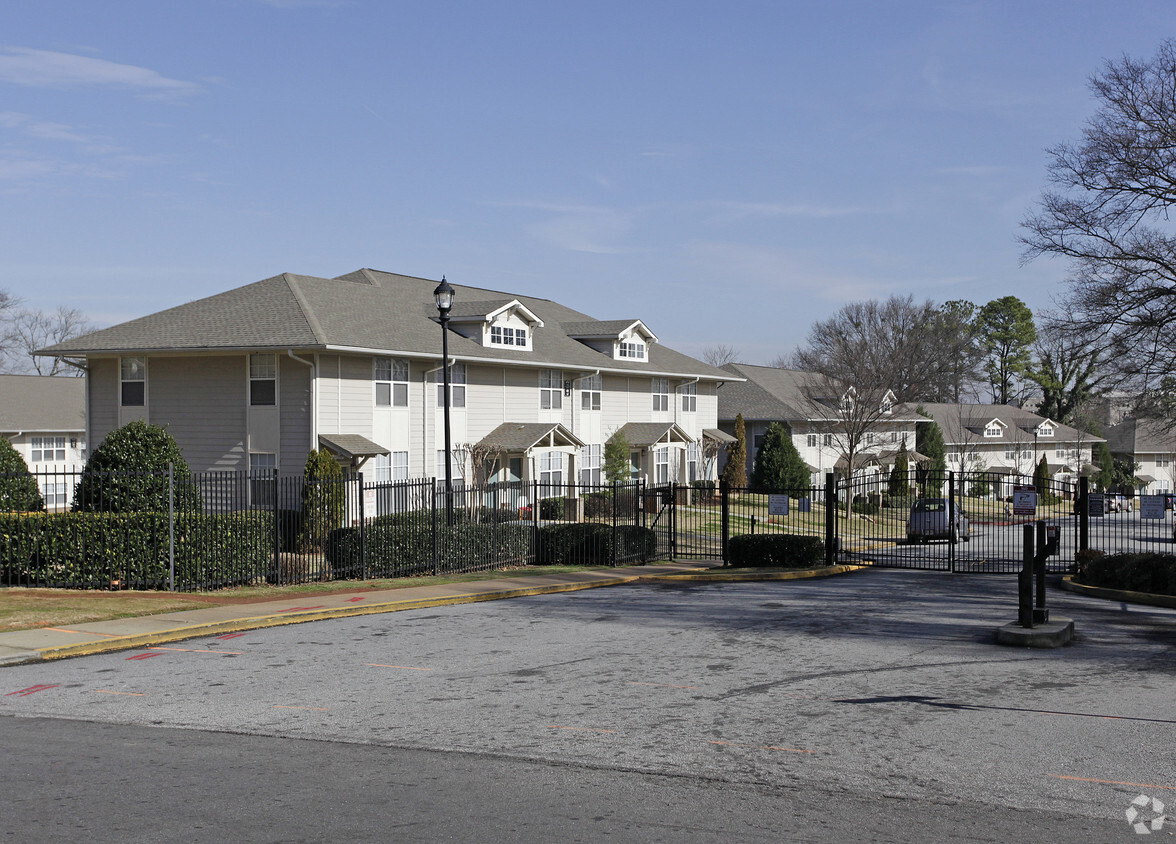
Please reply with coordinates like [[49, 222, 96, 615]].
[[887, 441, 910, 498], [722, 414, 748, 488], [1035, 454, 1053, 504], [915, 408, 946, 496]]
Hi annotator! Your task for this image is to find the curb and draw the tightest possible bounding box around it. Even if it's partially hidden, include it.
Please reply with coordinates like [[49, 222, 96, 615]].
[[22, 576, 649, 664], [644, 564, 868, 583], [1059, 576, 1176, 610]]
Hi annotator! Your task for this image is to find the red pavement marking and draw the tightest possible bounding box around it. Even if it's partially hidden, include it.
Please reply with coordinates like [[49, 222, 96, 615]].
[[346, 597, 365, 602], [276, 606, 326, 613], [126, 653, 164, 661], [5, 684, 59, 697], [216, 633, 245, 641], [148, 647, 243, 655]]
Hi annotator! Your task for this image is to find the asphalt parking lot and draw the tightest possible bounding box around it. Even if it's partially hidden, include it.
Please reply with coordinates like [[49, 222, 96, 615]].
[[3, 568, 1173, 840]]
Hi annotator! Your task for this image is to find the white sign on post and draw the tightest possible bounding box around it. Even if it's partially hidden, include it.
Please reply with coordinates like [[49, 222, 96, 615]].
[[768, 494, 789, 516], [1140, 495, 1165, 520], [1012, 485, 1037, 517]]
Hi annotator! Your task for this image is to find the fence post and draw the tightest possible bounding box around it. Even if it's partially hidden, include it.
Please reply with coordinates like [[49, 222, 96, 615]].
[[431, 477, 439, 577], [273, 468, 281, 585], [168, 462, 176, 592], [824, 472, 836, 566], [720, 479, 730, 566], [1078, 475, 1089, 554], [670, 483, 678, 561], [948, 471, 956, 573], [611, 482, 618, 567], [358, 473, 366, 580]]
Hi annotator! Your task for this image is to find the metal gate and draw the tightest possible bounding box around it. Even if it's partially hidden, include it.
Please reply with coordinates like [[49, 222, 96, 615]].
[[834, 470, 1077, 573]]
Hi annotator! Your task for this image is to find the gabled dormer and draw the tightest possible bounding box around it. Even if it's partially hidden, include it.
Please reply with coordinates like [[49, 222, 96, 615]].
[[879, 390, 896, 414], [982, 417, 1007, 438], [445, 299, 543, 351], [564, 319, 658, 362], [1034, 419, 1056, 438]]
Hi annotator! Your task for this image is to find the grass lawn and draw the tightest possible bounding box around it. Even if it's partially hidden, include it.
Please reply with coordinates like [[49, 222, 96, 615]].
[[0, 565, 600, 633]]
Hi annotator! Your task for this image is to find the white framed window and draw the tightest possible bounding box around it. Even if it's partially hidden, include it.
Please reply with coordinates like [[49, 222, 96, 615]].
[[890, 430, 899, 443], [580, 373, 601, 411], [1036, 425, 1054, 438], [121, 357, 146, 407], [880, 397, 892, 414], [1159, 454, 1172, 468], [375, 358, 409, 407], [866, 432, 876, 444], [30, 437, 66, 463], [807, 434, 818, 448], [629, 451, 641, 480], [984, 422, 1002, 438], [1005, 444, 1016, 460], [249, 353, 277, 406], [249, 452, 276, 506], [654, 447, 670, 484], [540, 369, 563, 410], [39, 479, 67, 509], [436, 363, 466, 408], [946, 451, 958, 464], [436, 450, 465, 485], [651, 378, 669, 412], [687, 442, 700, 483], [1055, 444, 1066, 458], [618, 341, 645, 359], [681, 382, 697, 412], [823, 433, 833, 447], [490, 325, 527, 347], [539, 450, 564, 487], [580, 444, 602, 485]]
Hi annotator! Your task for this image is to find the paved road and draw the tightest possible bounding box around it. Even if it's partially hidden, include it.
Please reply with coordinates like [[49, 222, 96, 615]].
[[3, 569, 1173, 841]]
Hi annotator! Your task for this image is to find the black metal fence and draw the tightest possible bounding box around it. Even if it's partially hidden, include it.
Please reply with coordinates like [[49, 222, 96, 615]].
[[0, 468, 652, 591]]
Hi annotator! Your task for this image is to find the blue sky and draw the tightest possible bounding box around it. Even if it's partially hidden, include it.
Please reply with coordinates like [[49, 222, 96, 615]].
[[2, 1, 1173, 364]]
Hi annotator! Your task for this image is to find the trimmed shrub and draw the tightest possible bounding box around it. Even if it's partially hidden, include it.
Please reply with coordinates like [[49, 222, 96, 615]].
[[727, 533, 825, 568], [0, 510, 273, 589], [299, 450, 345, 552], [583, 488, 638, 520], [1074, 551, 1176, 597], [535, 523, 656, 565], [327, 520, 533, 577], [0, 438, 44, 513], [539, 497, 563, 521], [73, 420, 199, 513]]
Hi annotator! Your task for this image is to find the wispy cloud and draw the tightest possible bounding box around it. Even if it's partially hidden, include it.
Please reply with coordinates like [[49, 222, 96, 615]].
[[0, 48, 200, 99], [489, 199, 640, 254], [705, 200, 873, 222]]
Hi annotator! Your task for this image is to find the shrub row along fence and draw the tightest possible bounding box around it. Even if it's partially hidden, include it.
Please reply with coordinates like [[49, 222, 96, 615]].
[[0, 468, 654, 591]]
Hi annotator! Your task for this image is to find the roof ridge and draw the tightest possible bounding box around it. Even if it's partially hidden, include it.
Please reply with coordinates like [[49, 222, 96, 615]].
[[284, 275, 328, 345]]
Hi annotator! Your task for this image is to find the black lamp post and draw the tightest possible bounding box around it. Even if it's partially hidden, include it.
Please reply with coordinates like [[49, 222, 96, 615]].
[[434, 276, 455, 525]]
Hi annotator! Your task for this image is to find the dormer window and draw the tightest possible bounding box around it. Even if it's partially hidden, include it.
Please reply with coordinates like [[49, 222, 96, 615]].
[[619, 341, 646, 359], [1036, 423, 1055, 438], [984, 423, 1002, 438], [490, 325, 527, 347]]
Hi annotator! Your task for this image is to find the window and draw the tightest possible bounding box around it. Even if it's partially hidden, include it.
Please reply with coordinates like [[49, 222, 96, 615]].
[[1055, 444, 1066, 459], [984, 422, 1002, 438], [539, 450, 564, 490], [436, 363, 466, 408], [687, 442, 700, 483], [250, 453, 276, 506], [946, 451, 958, 464], [618, 341, 645, 359], [375, 358, 409, 407], [121, 357, 145, 406], [890, 431, 899, 443], [1037, 425, 1054, 438], [880, 397, 892, 414], [30, 437, 66, 463], [490, 325, 527, 346], [681, 382, 697, 412], [807, 434, 818, 448], [249, 354, 276, 406], [580, 444, 601, 485], [651, 378, 669, 412], [540, 369, 562, 410], [1159, 454, 1172, 468], [823, 433, 833, 447], [580, 373, 601, 411], [629, 451, 641, 480], [370, 452, 409, 484], [654, 447, 670, 484], [436, 450, 465, 486], [39, 480, 67, 509], [866, 432, 876, 444], [1005, 444, 1016, 460]]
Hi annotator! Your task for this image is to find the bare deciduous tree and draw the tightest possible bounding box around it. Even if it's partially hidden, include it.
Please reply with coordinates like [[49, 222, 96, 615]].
[[3, 306, 93, 375], [1027, 316, 1111, 424], [701, 344, 740, 367], [1022, 40, 1176, 408]]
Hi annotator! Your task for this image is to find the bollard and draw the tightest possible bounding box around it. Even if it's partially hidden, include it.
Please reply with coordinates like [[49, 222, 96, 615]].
[[1019, 523, 1035, 628]]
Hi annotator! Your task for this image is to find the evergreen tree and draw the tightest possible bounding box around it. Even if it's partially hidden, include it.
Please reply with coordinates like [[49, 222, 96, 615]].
[[751, 422, 810, 492], [73, 420, 198, 512], [0, 438, 45, 512], [603, 431, 631, 485], [915, 407, 946, 496], [300, 449, 345, 552], [887, 441, 910, 498], [1092, 440, 1115, 491], [1035, 454, 1053, 504], [721, 414, 748, 488]]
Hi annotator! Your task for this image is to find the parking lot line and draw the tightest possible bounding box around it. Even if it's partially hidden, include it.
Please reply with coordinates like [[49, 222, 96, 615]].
[[628, 681, 698, 689], [547, 725, 615, 733], [365, 663, 434, 671], [274, 705, 328, 711]]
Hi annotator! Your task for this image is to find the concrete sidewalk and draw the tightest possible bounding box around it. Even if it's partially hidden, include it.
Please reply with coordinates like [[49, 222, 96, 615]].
[[0, 562, 722, 667]]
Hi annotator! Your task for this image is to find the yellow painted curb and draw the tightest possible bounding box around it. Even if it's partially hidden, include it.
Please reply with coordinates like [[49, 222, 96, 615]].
[[645, 564, 868, 583], [1059, 575, 1176, 610]]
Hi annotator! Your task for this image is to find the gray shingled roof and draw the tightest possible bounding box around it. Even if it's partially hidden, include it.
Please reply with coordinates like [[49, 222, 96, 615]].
[[318, 433, 389, 460], [0, 375, 85, 433], [1105, 416, 1176, 455], [476, 422, 584, 451], [562, 319, 643, 337], [40, 269, 729, 381], [614, 422, 693, 447], [911, 402, 1103, 447], [717, 363, 921, 424]]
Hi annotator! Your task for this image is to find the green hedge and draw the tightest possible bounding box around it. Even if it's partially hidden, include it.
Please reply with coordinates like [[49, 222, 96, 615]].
[[0, 511, 273, 590], [535, 523, 655, 565], [727, 533, 826, 568], [1075, 551, 1176, 597], [327, 520, 534, 577]]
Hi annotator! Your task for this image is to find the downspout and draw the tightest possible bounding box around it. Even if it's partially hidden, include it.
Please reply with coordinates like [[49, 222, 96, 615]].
[[286, 351, 316, 456]]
